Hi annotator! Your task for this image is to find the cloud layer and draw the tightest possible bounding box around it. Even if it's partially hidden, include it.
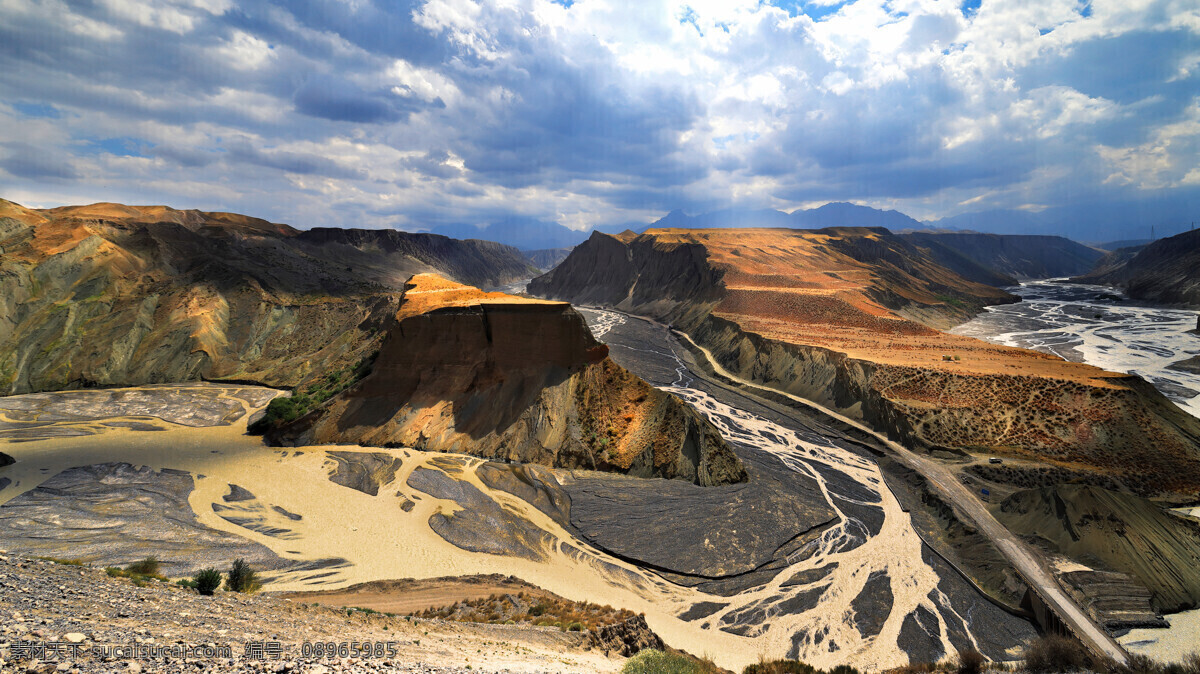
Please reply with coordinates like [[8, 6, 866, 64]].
[[1, 0, 1197, 238]]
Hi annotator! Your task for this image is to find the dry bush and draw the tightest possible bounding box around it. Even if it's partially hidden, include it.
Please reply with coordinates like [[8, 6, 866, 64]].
[[884, 663, 937, 674], [744, 659, 863, 674], [743, 658, 819, 674], [125, 556, 160, 577], [957, 649, 985, 674], [1098, 651, 1200, 674], [1022, 635, 1090, 673]]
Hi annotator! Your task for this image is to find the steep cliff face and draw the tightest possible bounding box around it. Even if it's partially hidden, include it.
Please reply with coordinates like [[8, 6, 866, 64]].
[[532, 227, 1013, 328], [523, 248, 573, 272], [1072, 228, 1200, 308], [898, 232, 1104, 282], [292, 227, 537, 289], [998, 484, 1200, 613], [0, 199, 535, 394], [268, 274, 746, 486], [532, 228, 1200, 496]]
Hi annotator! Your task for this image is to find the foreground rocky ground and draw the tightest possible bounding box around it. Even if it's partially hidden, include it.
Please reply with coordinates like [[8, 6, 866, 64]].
[[0, 553, 625, 673]]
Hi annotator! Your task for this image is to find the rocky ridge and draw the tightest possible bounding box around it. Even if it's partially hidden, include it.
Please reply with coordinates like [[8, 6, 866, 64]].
[[267, 274, 746, 486], [0, 199, 535, 395], [897, 232, 1104, 284], [998, 484, 1200, 613], [1071, 228, 1200, 308]]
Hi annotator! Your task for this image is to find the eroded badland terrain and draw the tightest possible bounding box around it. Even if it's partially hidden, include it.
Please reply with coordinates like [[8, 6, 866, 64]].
[[532, 227, 1200, 498], [0, 199, 535, 394], [2, 200, 1200, 672]]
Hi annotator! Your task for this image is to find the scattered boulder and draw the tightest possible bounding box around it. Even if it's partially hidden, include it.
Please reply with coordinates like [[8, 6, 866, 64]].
[[587, 614, 665, 656]]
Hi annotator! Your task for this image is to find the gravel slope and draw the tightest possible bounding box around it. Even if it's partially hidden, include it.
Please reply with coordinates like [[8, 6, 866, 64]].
[[0, 553, 623, 674]]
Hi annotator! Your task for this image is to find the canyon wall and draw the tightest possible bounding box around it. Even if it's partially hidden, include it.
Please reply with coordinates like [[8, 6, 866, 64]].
[[532, 228, 1200, 496], [1072, 228, 1200, 308], [268, 274, 746, 486], [898, 232, 1104, 283]]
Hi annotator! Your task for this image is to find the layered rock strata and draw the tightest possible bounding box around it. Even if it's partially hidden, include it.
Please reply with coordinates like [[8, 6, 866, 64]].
[[531, 227, 1200, 495], [1072, 228, 1200, 308], [269, 274, 745, 486], [0, 199, 534, 394]]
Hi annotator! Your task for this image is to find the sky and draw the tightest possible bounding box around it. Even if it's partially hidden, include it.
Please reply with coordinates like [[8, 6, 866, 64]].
[[1, 0, 1198, 238]]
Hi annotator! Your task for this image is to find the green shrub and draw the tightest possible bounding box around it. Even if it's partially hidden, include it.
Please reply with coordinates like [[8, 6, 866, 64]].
[[1023, 635, 1090, 673], [623, 649, 718, 674], [567, 622, 584, 632], [194, 568, 222, 596], [176, 578, 197, 589], [126, 556, 160, 576], [225, 558, 259, 593], [260, 396, 300, 425], [249, 354, 377, 433]]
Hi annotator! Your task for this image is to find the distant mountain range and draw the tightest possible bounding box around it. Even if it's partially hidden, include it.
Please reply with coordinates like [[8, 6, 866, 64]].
[[427, 203, 926, 251], [1096, 239, 1151, 251], [428, 217, 642, 252], [430, 218, 588, 251], [424, 200, 1195, 253], [652, 202, 925, 231], [924, 204, 1197, 244]]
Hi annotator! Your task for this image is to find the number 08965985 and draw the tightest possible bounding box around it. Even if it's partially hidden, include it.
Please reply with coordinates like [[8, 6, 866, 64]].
[[300, 641, 398, 658]]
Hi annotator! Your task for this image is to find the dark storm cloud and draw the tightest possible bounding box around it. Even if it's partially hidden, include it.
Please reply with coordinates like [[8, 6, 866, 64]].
[[223, 138, 366, 178], [0, 142, 77, 179], [1019, 29, 1195, 106], [292, 74, 426, 123]]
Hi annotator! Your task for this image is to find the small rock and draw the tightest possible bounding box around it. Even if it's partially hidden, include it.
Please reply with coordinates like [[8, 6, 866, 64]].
[[62, 633, 86, 644]]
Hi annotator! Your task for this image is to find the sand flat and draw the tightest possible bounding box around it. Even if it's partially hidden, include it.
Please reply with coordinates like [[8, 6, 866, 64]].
[[0, 383, 1030, 670]]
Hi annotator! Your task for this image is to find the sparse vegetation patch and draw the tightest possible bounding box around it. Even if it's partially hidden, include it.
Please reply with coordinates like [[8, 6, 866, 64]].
[[251, 353, 376, 431], [622, 649, 723, 674], [413, 591, 635, 631]]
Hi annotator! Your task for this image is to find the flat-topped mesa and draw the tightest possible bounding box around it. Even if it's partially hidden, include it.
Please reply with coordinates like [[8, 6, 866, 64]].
[[268, 274, 746, 486], [531, 229, 1200, 497]]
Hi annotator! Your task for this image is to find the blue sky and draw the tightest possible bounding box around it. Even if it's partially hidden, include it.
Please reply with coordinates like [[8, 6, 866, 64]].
[[0, 0, 1197, 238]]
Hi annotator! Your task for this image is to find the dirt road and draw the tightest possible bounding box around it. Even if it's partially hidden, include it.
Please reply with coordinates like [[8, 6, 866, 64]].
[[671, 327, 1129, 664]]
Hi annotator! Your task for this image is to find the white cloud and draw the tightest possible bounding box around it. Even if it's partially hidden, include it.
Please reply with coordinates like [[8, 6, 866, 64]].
[[389, 60, 461, 104], [217, 30, 274, 71], [1, 0, 124, 39]]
